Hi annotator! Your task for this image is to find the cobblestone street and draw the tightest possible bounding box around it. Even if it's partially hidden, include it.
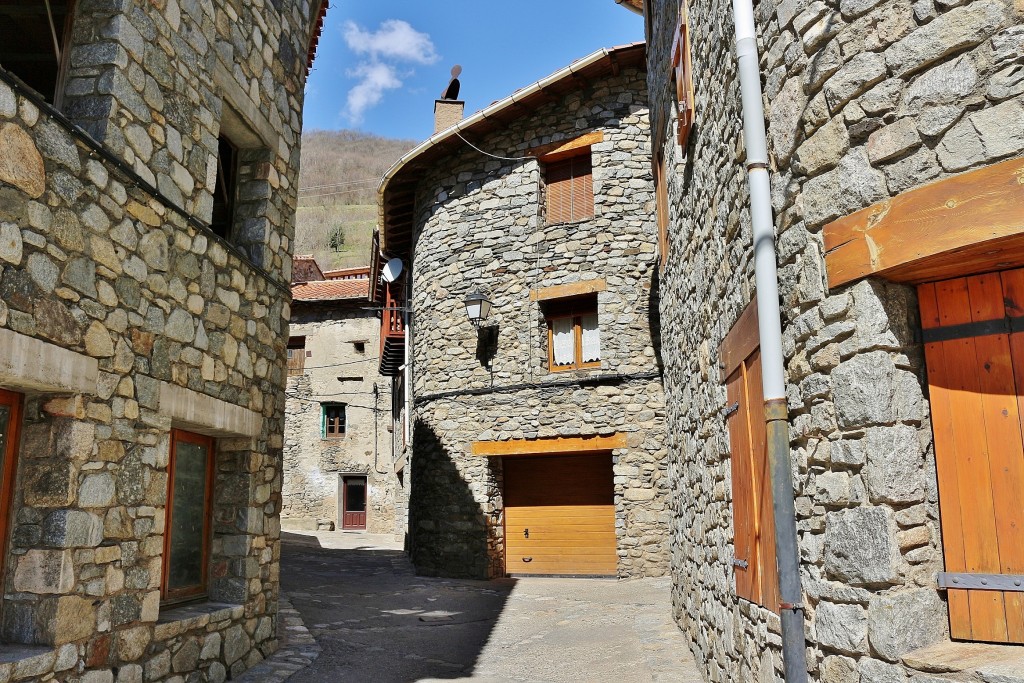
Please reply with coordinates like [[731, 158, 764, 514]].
[[275, 531, 703, 683]]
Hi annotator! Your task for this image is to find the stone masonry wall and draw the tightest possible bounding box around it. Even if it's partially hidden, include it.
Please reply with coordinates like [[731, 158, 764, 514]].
[[0, 0, 320, 680], [647, 0, 1024, 680], [283, 303, 404, 536], [407, 66, 670, 580]]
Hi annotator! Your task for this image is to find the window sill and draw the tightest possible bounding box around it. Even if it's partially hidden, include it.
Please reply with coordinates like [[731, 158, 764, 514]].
[[154, 601, 243, 640], [903, 640, 1024, 680], [0, 644, 56, 679]]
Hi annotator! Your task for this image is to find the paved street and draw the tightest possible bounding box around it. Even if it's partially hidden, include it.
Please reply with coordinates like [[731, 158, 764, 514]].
[[279, 531, 704, 683]]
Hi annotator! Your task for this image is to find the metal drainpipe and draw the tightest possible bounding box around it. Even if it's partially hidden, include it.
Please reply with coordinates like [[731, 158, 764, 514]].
[[731, 1, 808, 681]]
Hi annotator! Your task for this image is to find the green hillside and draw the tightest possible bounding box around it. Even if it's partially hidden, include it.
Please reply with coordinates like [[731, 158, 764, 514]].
[[295, 129, 417, 271]]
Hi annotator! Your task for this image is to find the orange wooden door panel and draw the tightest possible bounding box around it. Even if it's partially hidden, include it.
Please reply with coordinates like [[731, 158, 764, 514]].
[[503, 455, 617, 576], [726, 350, 779, 613], [919, 269, 1024, 644]]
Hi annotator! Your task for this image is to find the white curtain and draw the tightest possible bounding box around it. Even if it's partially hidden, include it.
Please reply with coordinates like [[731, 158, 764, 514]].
[[580, 313, 600, 363], [552, 317, 575, 366]]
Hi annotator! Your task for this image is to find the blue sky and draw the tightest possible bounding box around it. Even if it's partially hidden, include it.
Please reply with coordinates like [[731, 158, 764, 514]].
[[303, 1, 644, 141]]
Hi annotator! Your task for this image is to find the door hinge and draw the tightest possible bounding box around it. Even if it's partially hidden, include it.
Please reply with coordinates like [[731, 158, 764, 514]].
[[938, 572, 1024, 592], [724, 402, 740, 418], [732, 558, 749, 569]]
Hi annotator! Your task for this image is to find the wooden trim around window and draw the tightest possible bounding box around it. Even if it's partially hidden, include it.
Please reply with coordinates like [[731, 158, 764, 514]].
[[655, 150, 669, 266], [471, 433, 627, 456], [0, 388, 23, 587], [162, 429, 215, 605], [530, 280, 607, 302], [532, 131, 604, 163], [823, 156, 1024, 288]]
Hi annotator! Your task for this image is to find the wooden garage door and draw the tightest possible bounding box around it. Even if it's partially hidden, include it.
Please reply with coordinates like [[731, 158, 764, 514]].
[[503, 454, 616, 576], [919, 270, 1024, 644]]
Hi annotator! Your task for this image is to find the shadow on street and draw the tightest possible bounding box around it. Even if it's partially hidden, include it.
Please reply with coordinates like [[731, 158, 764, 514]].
[[281, 531, 516, 682]]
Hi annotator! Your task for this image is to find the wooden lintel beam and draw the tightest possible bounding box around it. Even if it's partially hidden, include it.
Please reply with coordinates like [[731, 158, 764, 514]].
[[824, 156, 1024, 288], [531, 131, 605, 163], [471, 433, 628, 457], [720, 300, 759, 380]]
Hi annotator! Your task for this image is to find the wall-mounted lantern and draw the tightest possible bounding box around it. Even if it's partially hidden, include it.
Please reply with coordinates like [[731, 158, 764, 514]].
[[464, 291, 492, 328]]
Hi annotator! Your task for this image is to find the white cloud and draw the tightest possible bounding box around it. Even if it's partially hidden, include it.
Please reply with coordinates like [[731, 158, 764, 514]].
[[345, 62, 402, 124], [341, 19, 439, 123], [343, 19, 439, 65]]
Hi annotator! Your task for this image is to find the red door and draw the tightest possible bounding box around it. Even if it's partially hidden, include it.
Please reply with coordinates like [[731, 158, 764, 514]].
[[342, 476, 367, 530]]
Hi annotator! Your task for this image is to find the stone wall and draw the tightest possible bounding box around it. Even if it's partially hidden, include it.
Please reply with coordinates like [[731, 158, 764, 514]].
[[406, 66, 670, 580], [283, 303, 404, 536], [647, 0, 1024, 680], [0, 0, 320, 679]]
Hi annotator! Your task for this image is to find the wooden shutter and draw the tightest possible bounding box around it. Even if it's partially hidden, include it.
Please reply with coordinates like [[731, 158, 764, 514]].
[[919, 270, 1024, 644], [570, 155, 594, 221], [546, 159, 574, 224], [545, 155, 593, 224], [722, 303, 780, 613], [655, 151, 669, 266]]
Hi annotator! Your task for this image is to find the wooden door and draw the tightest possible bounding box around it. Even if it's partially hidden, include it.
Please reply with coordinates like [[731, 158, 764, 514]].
[[341, 476, 367, 530], [0, 389, 22, 585], [503, 454, 616, 576], [919, 270, 1024, 644]]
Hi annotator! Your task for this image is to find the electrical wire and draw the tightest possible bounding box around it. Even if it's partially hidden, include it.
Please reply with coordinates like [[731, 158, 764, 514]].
[[299, 178, 380, 192], [454, 131, 535, 162]]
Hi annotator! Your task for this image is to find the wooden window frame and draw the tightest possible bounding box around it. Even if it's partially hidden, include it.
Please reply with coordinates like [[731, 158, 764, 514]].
[[0, 389, 23, 587], [654, 150, 669, 267], [542, 151, 595, 225], [545, 296, 600, 372], [322, 403, 346, 438], [287, 336, 306, 376], [721, 302, 780, 614], [162, 429, 216, 605], [671, 1, 695, 150]]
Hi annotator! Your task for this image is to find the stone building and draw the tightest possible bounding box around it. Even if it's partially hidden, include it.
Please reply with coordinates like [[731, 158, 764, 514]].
[[630, 0, 1024, 680], [282, 257, 405, 537], [374, 43, 670, 580], [0, 0, 326, 680]]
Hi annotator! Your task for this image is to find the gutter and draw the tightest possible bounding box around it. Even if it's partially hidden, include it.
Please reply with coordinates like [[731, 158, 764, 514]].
[[376, 42, 645, 252], [731, 2, 808, 681]]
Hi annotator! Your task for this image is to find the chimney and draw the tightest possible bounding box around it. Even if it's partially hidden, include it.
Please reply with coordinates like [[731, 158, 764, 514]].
[[435, 65, 464, 134], [434, 99, 464, 134]]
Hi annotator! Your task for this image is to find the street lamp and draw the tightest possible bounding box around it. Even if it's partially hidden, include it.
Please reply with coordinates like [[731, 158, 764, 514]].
[[464, 291, 491, 328]]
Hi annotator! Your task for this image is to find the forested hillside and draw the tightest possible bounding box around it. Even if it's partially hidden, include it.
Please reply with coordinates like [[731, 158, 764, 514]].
[[295, 130, 417, 271]]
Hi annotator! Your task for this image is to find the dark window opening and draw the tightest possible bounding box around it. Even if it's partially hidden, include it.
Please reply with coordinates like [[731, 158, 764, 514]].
[[353, 341, 366, 354], [323, 403, 346, 438], [210, 135, 238, 240], [0, 0, 76, 105], [162, 429, 215, 605]]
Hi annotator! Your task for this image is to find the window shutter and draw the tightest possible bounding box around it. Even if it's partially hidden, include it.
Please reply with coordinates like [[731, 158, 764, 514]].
[[723, 304, 779, 613], [546, 159, 574, 224], [571, 155, 594, 222]]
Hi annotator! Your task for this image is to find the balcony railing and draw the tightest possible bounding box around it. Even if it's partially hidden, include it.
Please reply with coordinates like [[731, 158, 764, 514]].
[[379, 284, 406, 376]]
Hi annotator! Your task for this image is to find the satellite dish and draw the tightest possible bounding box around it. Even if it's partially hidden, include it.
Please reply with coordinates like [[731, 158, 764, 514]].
[[381, 258, 404, 283]]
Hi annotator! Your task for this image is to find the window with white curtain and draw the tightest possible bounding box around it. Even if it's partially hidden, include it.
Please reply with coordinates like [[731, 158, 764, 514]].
[[545, 295, 600, 371]]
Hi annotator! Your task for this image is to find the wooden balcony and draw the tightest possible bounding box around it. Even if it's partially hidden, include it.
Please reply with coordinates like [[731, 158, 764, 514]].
[[379, 284, 405, 376]]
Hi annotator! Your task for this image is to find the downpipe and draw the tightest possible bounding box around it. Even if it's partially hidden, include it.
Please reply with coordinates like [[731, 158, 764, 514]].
[[731, 1, 808, 681]]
